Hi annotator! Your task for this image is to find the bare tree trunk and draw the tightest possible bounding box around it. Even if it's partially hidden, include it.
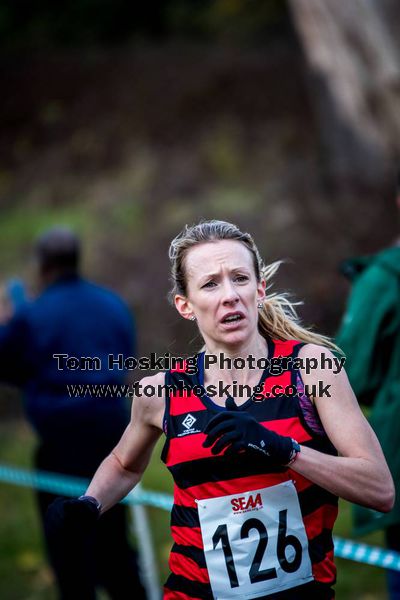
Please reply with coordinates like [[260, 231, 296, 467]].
[[289, 0, 400, 187]]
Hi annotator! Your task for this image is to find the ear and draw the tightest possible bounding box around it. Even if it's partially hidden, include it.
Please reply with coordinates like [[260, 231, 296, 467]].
[[174, 294, 195, 321], [257, 279, 266, 302]]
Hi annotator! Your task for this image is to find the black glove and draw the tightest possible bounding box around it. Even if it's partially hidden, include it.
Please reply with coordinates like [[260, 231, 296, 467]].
[[203, 397, 294, 465], [45, 496, 100, 541]]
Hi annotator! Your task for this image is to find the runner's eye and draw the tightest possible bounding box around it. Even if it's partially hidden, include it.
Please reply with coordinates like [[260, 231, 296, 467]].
[[202, 280, 217, 288]]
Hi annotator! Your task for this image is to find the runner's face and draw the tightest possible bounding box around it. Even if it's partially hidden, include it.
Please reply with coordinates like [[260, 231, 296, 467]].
[[176, 240, 265, 349]]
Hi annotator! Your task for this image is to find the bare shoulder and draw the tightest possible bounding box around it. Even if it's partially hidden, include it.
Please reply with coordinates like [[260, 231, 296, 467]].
[[297, 342, 350, 403], [297, 343, 346, 378], [132, 372, 166, 430], [297, 342, 337, 361]]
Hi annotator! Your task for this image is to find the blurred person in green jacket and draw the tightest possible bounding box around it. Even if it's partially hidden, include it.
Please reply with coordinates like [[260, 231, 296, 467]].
[[336, 173, 400, 599]]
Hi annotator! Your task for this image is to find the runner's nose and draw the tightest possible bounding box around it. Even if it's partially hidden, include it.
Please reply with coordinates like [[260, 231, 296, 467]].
[[221, 280, 239, 305]]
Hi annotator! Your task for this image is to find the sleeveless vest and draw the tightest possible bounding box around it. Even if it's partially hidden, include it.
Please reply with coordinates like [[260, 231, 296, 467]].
[[161, 339, 338, 599]]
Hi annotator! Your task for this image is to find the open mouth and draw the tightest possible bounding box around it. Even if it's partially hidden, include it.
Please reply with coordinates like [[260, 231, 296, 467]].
[[221, 313, 244, 324]]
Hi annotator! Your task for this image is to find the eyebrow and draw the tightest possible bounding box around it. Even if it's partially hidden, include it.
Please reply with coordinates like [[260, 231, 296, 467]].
[[199, 267, 251, 281]]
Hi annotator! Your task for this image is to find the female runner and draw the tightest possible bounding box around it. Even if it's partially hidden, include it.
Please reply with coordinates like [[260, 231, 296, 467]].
[[47, 220, 394, 600]]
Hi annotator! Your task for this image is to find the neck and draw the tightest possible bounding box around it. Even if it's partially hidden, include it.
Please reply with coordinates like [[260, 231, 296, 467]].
[[40, 270, 78, 289], [205, 333, 268, 358], [203, 332, 269, 385]]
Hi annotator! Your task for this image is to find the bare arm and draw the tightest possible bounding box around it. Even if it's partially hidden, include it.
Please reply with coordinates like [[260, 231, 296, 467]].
[[85, 373, 165, 513], [291, 344, 394, 512]]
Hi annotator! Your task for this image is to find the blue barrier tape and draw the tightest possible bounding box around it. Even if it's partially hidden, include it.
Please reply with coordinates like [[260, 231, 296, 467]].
[[0, 463, 173, 510], [0, 462, 399, 571], [333, 536, 400, 572]]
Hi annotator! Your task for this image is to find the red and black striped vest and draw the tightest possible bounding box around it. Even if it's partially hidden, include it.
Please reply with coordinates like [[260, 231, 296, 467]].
[[161, 339, 338, 600]]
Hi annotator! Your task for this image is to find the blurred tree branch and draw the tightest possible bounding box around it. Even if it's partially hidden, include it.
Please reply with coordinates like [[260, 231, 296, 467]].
[[289, 0, 400, 188]]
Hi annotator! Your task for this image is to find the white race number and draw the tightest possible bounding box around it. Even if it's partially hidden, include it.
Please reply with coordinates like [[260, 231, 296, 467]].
[[197, 481, 313, 599]]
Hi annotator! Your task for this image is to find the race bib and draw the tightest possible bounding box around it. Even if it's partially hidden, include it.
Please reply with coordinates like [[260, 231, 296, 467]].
[[197, 480, 313, 599]]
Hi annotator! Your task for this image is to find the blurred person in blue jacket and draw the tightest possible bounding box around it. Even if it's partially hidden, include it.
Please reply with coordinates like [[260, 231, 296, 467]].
[[0, 227, 146, 600]]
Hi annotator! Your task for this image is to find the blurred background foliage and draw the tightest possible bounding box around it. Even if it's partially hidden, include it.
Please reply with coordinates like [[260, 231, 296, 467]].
[[0, 0, 288, 48], [1, 0, 400, 598]]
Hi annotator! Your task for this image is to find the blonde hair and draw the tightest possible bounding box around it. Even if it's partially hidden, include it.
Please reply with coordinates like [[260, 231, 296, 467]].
[[169, 220, 339, 351]]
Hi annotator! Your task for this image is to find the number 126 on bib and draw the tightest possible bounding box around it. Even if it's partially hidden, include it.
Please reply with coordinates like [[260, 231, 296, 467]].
[[197, 481, 313, 599]]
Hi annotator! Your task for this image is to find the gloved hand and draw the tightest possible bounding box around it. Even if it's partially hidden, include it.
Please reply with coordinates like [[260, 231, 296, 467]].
[[45, 496, 100, 541], [203, 397, 294, 465]]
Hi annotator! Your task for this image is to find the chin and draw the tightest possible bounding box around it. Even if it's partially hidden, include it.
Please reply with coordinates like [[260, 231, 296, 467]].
[[220, 331, 249, 347]]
